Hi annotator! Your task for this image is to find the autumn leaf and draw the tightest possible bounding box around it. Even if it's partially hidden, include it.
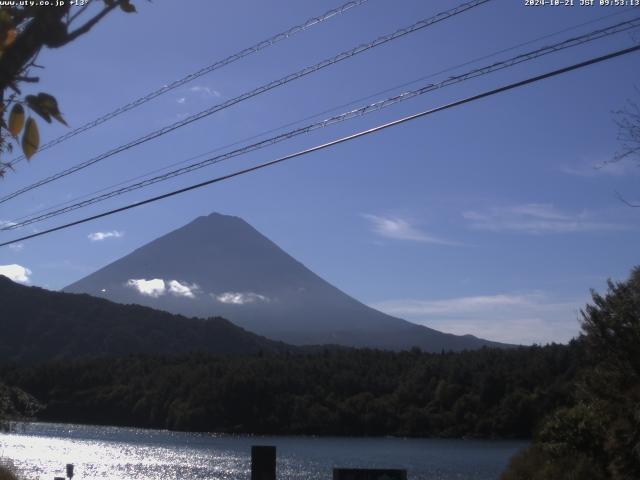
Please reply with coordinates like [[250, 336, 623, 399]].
[[8, 104, 24, 137], [21, 117, 39, 160], [3, 28, 16, 48]]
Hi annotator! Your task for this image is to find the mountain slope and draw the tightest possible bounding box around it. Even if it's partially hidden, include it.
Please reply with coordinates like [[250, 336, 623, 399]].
[[65, 213, 508, 351], [0, 275, 287, 362]]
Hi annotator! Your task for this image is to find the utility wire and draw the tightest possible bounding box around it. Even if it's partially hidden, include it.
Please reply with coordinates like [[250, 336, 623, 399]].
[[4, 16, 639, 231], [5, 0, 370, 167], [1, 43, 638, 248], [12, 6, 636, 226], [0, 0, 491, 206]]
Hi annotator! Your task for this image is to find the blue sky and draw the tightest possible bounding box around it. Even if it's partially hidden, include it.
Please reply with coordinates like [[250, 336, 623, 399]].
[[0, 0, 639, 344]]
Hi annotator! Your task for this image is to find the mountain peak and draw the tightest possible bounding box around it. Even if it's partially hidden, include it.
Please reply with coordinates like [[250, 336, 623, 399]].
[[64, 214, 509, 351], [200, 211, 243, 222]]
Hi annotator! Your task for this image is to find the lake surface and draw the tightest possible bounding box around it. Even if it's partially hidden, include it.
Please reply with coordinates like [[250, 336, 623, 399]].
[[1, 422, 526, 480]]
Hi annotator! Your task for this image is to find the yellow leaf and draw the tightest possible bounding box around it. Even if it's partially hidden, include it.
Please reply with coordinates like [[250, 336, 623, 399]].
[[4, 28, 16, 48], [8, 103, 24, 137], [21, 117, 39, 160]]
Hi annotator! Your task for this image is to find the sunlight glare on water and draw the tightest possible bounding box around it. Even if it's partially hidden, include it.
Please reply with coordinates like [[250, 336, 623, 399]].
[[0, 423, 527, 480]]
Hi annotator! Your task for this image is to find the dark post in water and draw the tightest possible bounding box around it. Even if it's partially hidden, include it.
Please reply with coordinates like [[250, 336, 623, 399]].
[[333, 468, 408, 480], [251, 445, 276, 480]]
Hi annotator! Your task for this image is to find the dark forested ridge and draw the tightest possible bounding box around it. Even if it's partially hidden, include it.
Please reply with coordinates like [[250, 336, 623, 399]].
[[0, 275, 289, 361], [1, 343, 581, 438], [0, 273, 584, 439]]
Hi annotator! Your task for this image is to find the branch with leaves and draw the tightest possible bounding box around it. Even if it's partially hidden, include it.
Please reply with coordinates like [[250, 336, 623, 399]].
[[0, 0, 137, 177]]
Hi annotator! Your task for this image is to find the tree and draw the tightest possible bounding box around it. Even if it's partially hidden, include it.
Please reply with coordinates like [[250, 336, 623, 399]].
[[610, 89, 640, 207], [501, 267, 640, 480], [0, 0, 137, 176], [612, 90, 640, 168]]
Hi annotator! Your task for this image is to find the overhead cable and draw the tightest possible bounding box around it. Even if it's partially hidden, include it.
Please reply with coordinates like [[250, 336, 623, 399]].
[[4, 16, 639, 231], [1, 43, 637, 248], [0, 0, 491, 205]]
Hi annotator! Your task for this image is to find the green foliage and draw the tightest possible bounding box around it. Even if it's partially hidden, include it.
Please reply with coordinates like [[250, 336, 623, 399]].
[[501, 267, 640, 479], [0, 343, 580, 438]]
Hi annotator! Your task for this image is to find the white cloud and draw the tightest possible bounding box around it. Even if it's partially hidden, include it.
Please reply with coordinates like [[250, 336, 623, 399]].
[[168, 280, 199, 298], [190, 85, 221, 98], [362, 214, 459, 245], [0, 264, 32, 283], [9, 243, 24, 252], [0, 220, 16, 229], [372, 292, 584, 345], [375, 294, 538, 316], [126, 279, 166, 298], [126, 278, 199, 299], [214, 292, 269, 305], [462, 203, 626, 234], [559, 159, 639, 177], [88, 230, 124, 242]]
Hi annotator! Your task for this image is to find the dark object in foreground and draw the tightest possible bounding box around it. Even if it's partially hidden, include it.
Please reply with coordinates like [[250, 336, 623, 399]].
[[334, 468, 407, 480], [248, 446, 407, 480], [251, 446, 276, 480]]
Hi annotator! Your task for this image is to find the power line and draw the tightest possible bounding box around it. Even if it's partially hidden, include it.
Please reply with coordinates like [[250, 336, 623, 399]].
[[5, 0, 370, 168], [0, 0, 492, 206], [4, 16, 639, 231], [5, 4, 636, 228], [1, 43, 638, 248], [13, 6, 635, 226]]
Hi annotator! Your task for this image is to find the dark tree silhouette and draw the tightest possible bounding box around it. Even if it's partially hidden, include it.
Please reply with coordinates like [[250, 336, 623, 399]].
[[501, 267, 640, 480]]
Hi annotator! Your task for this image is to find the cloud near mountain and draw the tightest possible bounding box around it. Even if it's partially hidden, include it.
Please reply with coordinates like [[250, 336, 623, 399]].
[[88, 230, 124, 242], [126, 278, 199, 298], [214, 292, 269, 305], [0, 264, 32, 283]]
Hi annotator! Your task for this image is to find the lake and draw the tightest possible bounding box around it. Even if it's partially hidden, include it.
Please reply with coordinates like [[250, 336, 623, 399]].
[[0, 422, 526, 480]]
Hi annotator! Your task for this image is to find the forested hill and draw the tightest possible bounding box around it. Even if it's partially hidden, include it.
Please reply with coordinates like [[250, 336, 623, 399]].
[[1, 344, 582, 438], [0, 275, 289, 361]]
